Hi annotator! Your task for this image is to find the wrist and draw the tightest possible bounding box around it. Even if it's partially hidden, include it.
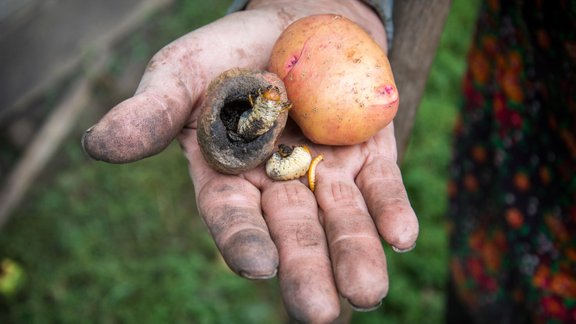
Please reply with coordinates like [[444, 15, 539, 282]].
[[235, 0, 388, 51]]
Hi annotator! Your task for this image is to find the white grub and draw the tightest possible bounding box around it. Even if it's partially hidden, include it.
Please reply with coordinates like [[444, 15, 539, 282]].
[[266, 144, 312, 181], [237, 86, 291, 140]]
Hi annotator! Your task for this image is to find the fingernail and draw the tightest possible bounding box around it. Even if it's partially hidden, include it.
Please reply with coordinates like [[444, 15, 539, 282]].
[[239, 268, 277, 280], [349, 299, 382, 312], [392, 243, 416, 253], [81, 125, 95, 157]]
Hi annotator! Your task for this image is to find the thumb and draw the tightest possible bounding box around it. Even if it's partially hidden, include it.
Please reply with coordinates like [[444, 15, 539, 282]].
[[82, 10, 287, 163], [81, 84, 192, 163]]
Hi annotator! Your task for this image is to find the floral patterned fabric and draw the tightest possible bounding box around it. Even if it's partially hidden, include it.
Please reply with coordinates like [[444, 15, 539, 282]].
[[447, 1, 576, 323]]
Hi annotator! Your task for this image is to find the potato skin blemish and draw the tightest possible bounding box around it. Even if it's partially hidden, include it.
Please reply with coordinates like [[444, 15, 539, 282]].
[[287, 55, 299, 70], [380, 85, 395, 95]]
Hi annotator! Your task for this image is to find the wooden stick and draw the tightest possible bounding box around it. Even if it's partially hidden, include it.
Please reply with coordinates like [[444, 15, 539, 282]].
[[389, 0, 452, 162], [0, 79, 90, 228], [0, 0, 173, 229]]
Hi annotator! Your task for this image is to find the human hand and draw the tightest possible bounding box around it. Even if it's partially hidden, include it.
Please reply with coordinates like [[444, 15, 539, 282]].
[[82, 0, 419, 322]]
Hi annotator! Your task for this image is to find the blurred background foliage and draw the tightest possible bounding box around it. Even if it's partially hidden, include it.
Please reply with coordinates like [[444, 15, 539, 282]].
[[0, 0, 479, 322]]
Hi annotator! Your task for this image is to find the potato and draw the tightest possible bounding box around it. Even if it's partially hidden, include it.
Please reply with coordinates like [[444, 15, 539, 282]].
[[268, 14, 398, 145]]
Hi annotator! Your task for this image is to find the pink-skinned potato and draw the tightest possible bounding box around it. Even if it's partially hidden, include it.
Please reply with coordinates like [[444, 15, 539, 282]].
[[268, 14, 398, 145]]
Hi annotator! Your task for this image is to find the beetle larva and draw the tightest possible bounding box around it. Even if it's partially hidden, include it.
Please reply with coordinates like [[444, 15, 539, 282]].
[[307, 154, 324, 192], [236, 86, 292, 141], [266, 144, 312, 181]]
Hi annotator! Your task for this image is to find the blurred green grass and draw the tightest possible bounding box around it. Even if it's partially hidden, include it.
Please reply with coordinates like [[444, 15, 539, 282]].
[[0, 1, 479, 323]]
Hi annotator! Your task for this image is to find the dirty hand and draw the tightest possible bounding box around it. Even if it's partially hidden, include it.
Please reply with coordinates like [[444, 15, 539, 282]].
[[81, 0, 418, 322]]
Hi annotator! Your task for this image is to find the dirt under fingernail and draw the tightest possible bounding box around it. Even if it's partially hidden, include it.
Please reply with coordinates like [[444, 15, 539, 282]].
[[392, 243, 416, 253]]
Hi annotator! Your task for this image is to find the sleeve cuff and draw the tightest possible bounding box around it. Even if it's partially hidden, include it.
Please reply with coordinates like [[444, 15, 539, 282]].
[[227, 0, 250, 13]]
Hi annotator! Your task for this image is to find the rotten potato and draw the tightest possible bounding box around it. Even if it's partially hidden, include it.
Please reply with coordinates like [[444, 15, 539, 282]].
[[268, 14, 398, 145], [196, 68, 291, 174]]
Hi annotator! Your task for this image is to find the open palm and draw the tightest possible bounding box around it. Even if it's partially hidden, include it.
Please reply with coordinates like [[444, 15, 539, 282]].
[[82, 1, 418, 322]]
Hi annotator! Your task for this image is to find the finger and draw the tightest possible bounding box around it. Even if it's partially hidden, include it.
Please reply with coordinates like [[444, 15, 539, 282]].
[[83, 11, 288, 163], [182, 128, 279, 278], [261, 181, 340, 323], [82, 32, 210, 163], [356, 157, 419, 252], [315, 167, 388, 310], [82, 79, 193, 163], [197, 176, 279, 278]]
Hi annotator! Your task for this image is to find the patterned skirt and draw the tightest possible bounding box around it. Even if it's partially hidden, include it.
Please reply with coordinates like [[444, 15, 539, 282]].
[[447, 1, 576, 323]]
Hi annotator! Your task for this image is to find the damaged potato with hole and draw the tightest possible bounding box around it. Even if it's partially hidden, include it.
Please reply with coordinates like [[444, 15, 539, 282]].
[[196, 68, 291, 175]]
